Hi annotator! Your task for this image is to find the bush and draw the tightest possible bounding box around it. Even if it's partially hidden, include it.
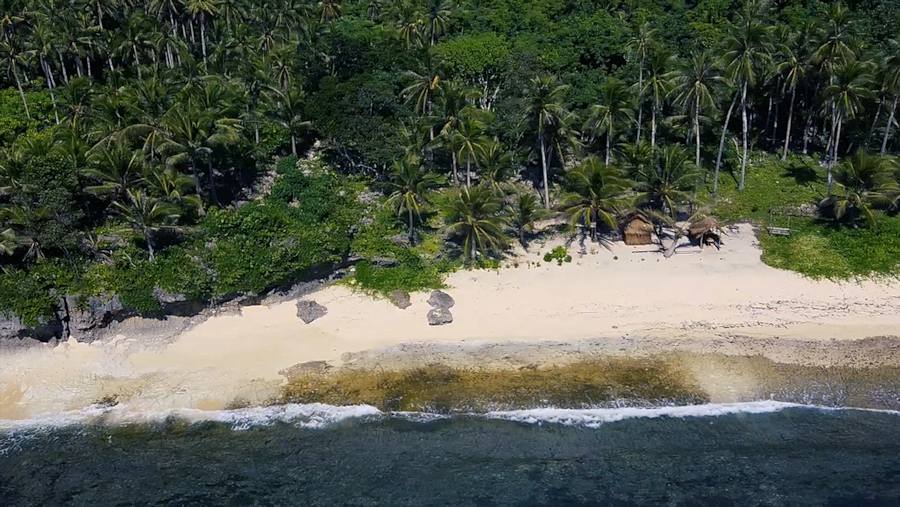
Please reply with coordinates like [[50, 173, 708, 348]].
[[543, 246, 572, 265]]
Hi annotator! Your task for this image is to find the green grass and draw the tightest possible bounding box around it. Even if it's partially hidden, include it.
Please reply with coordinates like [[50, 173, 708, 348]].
[[700, 152, 899, 279], [759, 216, 900, 279], [703, 153, 826, 224]]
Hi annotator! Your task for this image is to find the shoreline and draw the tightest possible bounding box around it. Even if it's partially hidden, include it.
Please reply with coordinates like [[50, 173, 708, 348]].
[[1, 224, 899, 421]]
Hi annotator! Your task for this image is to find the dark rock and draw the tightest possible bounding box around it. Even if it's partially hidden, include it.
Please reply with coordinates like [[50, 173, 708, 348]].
[[427, 290, 455, 309], [427, 307, 453, 326], [65, 295, 128, 333], [389, 234, 411, 247], [296, 300, 328, 324], [153, 287, 187, 305], [0, 313, 63, 344], [370, 256, 399, 268], [388, 290, 411, 309]]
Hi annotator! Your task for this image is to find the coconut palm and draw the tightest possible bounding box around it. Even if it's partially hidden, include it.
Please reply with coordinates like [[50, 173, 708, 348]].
[[185, 0, 219, 67], [584, 78, 634, 165], [722, 1, 772, 190], [451, 107, 489, 187], [822, 59, 874, 190], [83, 142, 146, 201], [319, 0, 342, 23], [627, 22, 656, 144], [642, 48, 674, 151], [478, 137, 515, 195], [441, 185, 509, 260], [385, 154, 443, 244], [776, 27, 811, 159], [522, 74, 570, 208], [266, 86, 312, 157], [559, 157, 630, 241], [113, 190, 182, 260], [634, 145, 700, 218], [880, 38, 900, 155], [425, 0, 453, 46], [819, 151, 896, 226], [669, 51, 723, 168], [508, 191, 546, 247]]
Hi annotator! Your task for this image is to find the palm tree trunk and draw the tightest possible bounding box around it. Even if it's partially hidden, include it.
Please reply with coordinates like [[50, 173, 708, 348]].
[[882, 97, 897, 155], [189, 157, 203, 203], [451, 151, 458, 185], [828, 117, 842, 194], [868, 96, 883, 147], [58, 51, 69, 84], [11, 66, 30, 120], [802, 111, 812, 154], [714, 91, 738, 196], [605, 123, 612, 165], [408, 207, 415, 245], [291, 134, 298, 156], [465, 156, 471, 188], [782, 86, 796, 160], [694, 94, 701, 168], [636, 59, 644, 144], [145, 228, 156, 261], [739, 81, 749, 191], [133, 44, 142, 79], [651, 100, 658, 151], [40, 57, 60, 124], [540, 135, 550, 209], [207, 158, 218, 204], [200, 15, 208, 68]]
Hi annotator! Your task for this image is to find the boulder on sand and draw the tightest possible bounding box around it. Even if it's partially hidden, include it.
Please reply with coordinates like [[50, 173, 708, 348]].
[[296, 300, 328, 324], [427, 307, 453, 326], [427, 290, 455, 309], [388, 290, 411, 309]]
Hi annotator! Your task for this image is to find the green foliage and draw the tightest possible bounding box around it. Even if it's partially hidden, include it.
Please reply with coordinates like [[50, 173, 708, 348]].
[[0, 89, 54, 144], [0, 261, 73, 326], [434, 33, 511, 82], [760, 217, 900, 279], [542, 245, 572, 266]]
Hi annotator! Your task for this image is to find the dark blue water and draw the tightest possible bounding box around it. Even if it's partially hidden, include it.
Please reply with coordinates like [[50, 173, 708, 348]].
[[2, 407, 900, 506]]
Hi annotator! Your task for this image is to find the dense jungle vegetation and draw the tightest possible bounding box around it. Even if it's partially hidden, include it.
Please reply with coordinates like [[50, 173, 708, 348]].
[[1, 0, 899, 328]]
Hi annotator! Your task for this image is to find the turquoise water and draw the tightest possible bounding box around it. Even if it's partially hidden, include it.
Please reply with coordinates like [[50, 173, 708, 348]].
[[2, 405, 900, 505]]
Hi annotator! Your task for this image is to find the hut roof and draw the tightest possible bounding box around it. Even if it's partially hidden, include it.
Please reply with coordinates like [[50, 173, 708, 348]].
[[688, 216, 721, 237], [622, 211, 654, 231]]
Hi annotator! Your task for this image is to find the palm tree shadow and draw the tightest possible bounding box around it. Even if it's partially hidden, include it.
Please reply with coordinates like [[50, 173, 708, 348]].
[[781, 159, 820, 185]]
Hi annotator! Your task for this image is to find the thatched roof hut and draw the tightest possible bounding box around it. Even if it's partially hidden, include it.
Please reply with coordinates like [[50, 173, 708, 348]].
[[688, 216, 723, 249], [621, 212, 654, 245]]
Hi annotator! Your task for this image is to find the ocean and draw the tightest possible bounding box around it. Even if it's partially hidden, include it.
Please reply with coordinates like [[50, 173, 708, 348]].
[[2, 402, 900, 506]]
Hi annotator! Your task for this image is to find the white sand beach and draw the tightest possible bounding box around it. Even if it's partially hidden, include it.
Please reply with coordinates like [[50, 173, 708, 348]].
[[2, 224, 899, 420]]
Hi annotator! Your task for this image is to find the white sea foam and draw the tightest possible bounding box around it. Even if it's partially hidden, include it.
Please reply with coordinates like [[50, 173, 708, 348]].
[[0, 403, 382, 433], [2, 401, 898, 434], [484, 401, 895, 428]]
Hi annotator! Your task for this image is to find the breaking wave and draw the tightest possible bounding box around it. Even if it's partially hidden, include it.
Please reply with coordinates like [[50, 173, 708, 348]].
[[2, 401, 898, 434]]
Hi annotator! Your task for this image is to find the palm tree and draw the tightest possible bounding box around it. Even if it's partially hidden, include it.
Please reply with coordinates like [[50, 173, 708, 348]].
[[113, 190, 182, 260], [669, 51, 723, 168], [425, 0, 453, 46], [508, 191, 546, 247], [822, 59, 874, 191], [559, 157, 629, 241], [776, 28, 811, 159], [83, 142, 146, 201], [627, 22, 656, 144], [642, 48, 674, 152], [403, 67, 443, 125], [880, 38, 900, 154], [0, 37, 30, 119], [441, 185, 509, 260], [385, 154, 443, 244], [584, 78, 634, 165], [722, 1, 772, 190], [319, 0, 342, 23], [522, 75, 570, 208], [451, 107, 489, 187], [819, 152, 896, 226], [267, 86, 312, 157], [185, 0, 219, 68], [158, 107, 241, 207], [478, 137, 514, 195], [634, 145, 700, 218]]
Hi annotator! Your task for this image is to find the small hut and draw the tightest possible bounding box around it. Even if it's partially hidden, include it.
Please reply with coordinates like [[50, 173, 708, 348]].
[[621, 212, 654, 245], [688, 216, 723, 249]]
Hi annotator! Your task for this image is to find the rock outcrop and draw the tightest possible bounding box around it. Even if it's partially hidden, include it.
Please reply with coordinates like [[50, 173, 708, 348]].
[[427, 290, 455, 309], [427, 307, 453, 326], [388, 290, 411, 309], [296, 300, 328, 324]]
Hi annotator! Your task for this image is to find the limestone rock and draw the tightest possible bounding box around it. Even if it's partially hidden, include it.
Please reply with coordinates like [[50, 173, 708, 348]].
[[427, 307, 453, 326], [427, 290, 455, 309], [296, 300, 328, 324], [388, 290, 411, 309]]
